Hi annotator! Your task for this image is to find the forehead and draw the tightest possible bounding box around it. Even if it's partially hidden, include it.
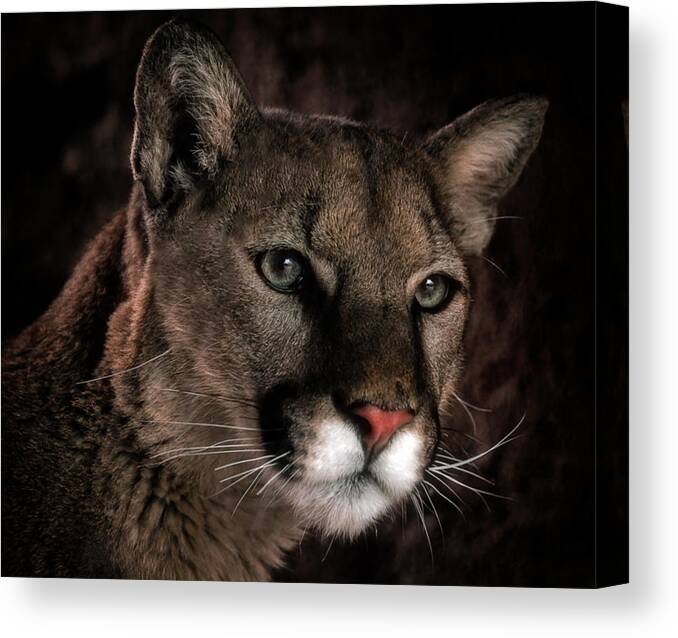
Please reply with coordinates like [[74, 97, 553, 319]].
[[313, 151, 434, 263], [241, 121, 458, 276]]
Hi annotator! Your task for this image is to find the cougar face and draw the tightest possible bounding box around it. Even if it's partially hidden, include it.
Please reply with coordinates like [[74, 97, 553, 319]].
[[132, 20, 547, 539]]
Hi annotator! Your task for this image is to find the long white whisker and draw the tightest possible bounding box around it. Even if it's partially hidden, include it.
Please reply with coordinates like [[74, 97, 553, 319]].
[[452, 395, 493, 413], [232, 467, 267, 516], [411, 491, 434, 566], [153, 448, 266, 465], [142, 419, 260, 432], [429, 468, 511, 504], [158, 388, 258, 409], [215, 454, 274, 473], [467, 215, 524, 225], [212, 452, 291, 497], [432, 455, 496, 485], [256, 460, 296, 497], [436, 441, 464, 460], [449, 389, 478, 434], [433, 413, 526, 471], [479, 254, 510, 280], [271, 466, 300, 501], [321, 535, 336, 562], [151, 440, 258, 458], [422, 484, 444, 540], [212, 461, 276, 497], [431, 469, 491, 511], [426, 469, 467, 508], [217, 450, 290, 480], [76, 348, 171, 385], [423, 478, 466, 519], [215, 463, 270, 489]]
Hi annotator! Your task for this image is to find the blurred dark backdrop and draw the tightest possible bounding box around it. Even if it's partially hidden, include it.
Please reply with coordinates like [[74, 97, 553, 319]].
[[1, 3, 628, 586]]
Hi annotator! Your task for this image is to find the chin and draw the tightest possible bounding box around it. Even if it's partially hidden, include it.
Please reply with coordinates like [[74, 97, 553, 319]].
[[284, 422, 427, 538]]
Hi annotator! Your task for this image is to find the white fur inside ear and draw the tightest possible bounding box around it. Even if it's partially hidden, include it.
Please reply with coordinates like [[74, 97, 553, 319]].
[[441, 121, 528, 254], [447, 121, 527, 189], [426, 96, 547, 255], [168, 45, 246, 171]]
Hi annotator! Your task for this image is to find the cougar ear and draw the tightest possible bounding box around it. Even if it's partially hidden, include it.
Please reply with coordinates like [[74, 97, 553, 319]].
[[131, 19, 260, 210], [424, 95, 548, 255]]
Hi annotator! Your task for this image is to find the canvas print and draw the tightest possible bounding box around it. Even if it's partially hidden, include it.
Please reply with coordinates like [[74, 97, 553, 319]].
[[1, 3, 629, 586]]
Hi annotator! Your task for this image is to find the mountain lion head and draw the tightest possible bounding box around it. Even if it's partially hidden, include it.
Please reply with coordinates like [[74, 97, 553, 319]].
[[127, 20, 547, 539]]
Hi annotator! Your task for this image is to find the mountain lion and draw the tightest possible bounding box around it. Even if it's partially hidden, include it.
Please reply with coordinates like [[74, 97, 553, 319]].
[[1, 20, 547, 579]]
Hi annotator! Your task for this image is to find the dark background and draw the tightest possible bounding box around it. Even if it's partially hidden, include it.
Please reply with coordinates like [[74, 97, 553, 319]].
[[1, 3, 628, 586]]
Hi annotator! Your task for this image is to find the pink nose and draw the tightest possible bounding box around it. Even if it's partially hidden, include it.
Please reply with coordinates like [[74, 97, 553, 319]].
[[351, 404, 414, 449]]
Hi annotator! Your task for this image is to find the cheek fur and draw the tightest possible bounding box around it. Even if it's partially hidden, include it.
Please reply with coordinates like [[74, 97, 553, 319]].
[[419, 299, 468, 392]]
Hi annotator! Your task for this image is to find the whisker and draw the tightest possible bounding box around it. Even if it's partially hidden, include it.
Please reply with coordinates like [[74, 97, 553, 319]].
[[458, 443, 484, 472], [76, 348, 171, 385], [271, 466, 301, 501], [429, 468, 511, 504], [217, 450, 290, 480], [438, 424, 483, 444], [433, 469, 492, 511], [212, 452, 290, 496], [321, 535, 336, 562], [433, 413, 526, 471], [212, 462, 274, 497], [449, 389, 478, 434], [215, 454, 275, 473], [232, 467, 267, 516], [445, 464, 495, 486], [216, 464, 268, 490], [151, 439, 258, 458], [452, 395, 493, 413], [422, 478, 466, 520], [425, 470, 467, 508], [433, 454, 496, 485], [411, 491, 434, 567], [158, 388, 259, 410], [467, 215, 524, 225], [479, 254, 510, 280], [256, 460, 296, 497], [142, 419, 261, 432], [152, 447, 266, 465], [421, 484, 445, 541]]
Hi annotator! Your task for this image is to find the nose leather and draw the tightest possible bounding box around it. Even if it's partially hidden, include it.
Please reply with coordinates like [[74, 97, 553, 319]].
[[351, 404, 414, 449]]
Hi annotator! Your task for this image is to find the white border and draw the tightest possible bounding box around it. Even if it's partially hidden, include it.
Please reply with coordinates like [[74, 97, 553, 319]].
[[3, 0, 678, 636]]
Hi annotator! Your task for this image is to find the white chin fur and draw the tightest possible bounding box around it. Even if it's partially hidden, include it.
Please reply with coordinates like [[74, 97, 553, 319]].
[[287, 479, 391, 538], [288, 418, 424, 538]]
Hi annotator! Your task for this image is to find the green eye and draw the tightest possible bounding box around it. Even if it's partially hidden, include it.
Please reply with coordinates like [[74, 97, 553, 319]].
[[415, 274, 452, 311], [259, 249, 306, 292]]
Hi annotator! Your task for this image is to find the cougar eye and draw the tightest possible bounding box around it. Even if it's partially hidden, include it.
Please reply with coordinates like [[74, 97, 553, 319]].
[[259, 249, 306, 292], [414, 274, 453, 311]]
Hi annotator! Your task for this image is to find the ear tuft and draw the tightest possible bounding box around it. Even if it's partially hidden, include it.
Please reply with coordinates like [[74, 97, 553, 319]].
[[424, 95, 548, 255], [131, 19, 259, 210]]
